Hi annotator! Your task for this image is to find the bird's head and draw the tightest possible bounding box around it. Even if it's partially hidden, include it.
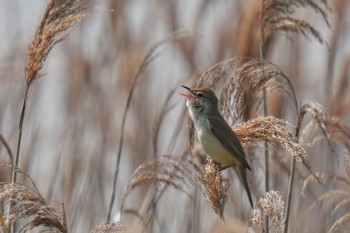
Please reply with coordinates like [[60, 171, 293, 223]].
[[180, 85, 219, 117]]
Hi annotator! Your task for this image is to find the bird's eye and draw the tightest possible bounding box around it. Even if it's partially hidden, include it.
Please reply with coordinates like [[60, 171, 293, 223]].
[[197, 93, 204, 98]]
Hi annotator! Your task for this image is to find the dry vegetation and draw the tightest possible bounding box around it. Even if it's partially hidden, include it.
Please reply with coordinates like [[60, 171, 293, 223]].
[[0, 0, 349, 232]]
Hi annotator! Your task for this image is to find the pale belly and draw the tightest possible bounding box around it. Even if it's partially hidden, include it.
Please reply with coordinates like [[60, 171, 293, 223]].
[[198, 129, 239, 166]]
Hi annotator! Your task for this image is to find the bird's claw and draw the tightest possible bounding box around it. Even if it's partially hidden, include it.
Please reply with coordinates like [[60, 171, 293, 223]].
[[218, 165, 231, 171]]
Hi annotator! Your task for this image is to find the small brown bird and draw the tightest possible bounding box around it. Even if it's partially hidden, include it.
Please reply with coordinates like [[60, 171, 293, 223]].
[[180, 85, 254, 208]]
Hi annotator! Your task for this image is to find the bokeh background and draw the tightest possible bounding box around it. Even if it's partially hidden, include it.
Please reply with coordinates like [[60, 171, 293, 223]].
[[0, 0, 350, 232]]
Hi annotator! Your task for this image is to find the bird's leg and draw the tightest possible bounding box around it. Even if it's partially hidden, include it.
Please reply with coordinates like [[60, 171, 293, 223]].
[[219, 165, 231, 171], [212, 161, 230, 173]]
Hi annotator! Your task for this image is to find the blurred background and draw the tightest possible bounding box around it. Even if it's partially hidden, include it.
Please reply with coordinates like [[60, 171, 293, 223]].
[[0, 0, 350, 232]]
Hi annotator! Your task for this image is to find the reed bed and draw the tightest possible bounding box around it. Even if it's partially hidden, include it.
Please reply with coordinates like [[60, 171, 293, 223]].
[[0, 0, 349, 232]]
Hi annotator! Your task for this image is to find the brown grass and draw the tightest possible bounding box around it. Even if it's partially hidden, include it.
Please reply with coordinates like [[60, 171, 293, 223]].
[[122, 115, 306, 223], [12, 0, 90, 185], [25, 0, 89, 86], [249, 190, 285, 233], [302, 154, 350, 232], [261, 0, 329, 45], [122, 155, 199, 205], [234, 116, 306, 162], [90, 222, 129, 233], [328, 213, 350, 233], [192, 59, 297, 123], [197, 159, 230, 221], [107, 31, 191, 222], [300, 102, 350, 158], [252, 190, 285, 232], [1, 0, 350, 232], [0, 183, 66, 233]]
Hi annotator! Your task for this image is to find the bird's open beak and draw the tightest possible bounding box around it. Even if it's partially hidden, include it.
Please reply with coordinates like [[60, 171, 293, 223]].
[[180, 85, 196, 100]]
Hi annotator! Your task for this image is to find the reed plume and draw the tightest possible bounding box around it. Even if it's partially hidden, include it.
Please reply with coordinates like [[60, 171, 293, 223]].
[[198, 159, 230, 221], [90, 222, 129, 233], [250, 190, 285, 232], [13, 0, 90, 184], [0, 182, 66, 233], [261, 0, 329, 45], [25, 0, 89, 86], [121, 155, 200, 210]]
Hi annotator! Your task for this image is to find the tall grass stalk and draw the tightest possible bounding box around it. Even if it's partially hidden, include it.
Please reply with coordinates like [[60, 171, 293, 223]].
[[284, 116, 301, 233], [11, 86, 29, 183], [260, 1, 269, 231], [8, 1, 88, 232]]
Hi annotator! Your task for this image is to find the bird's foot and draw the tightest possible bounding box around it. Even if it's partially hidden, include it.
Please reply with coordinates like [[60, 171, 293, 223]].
[[218, 165, 231, 171]]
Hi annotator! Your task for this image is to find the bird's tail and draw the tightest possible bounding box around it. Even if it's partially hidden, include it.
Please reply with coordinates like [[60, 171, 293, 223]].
[[233, 166, 254, 208]]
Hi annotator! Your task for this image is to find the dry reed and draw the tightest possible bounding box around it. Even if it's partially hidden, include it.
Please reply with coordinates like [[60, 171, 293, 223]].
[[328, 213, 350, 233], [197, 159, 230, 221], [0, 183, 66, 233], [261, 0, 329, 45], [249, 208, 264, 233], [302, 154, 350, 232], [107, 31, 192, 222], [193, 58, 297, 123], [1, 0, 349, 232], [13, 0, 90, 185], [189, 115, 306, 221], [300, 102, 350, 157], [259, 1, 330, 232], [25, 0, 89, 86], [234, 116, 306, 163], [90, 222, 129, 233], [121, 155, 200, 209], [250, 190, 285, 233]]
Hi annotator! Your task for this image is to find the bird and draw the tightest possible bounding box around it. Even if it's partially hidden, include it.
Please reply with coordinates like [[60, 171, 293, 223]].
[[180, 85, 254, 208]]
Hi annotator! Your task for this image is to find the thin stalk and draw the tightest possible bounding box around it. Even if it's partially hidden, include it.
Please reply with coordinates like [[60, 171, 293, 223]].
[[106, 76, 136, 222], [121, 149, 191, 229], [149, 90, 174, 233], [10, 85, 30, 233], [62, 202, 68, 233], [107, 42, 160, 222], [283, 31, 301, 233], [262, 91, 269, 233], [284, 113, 302, 233], [284, 160, 295, 233], [260, 0, 269, 231], [11, 86, 29, 183], [264, 141, 269, 192], [125, 106, 189, 227], [150, 155, 159, 233], [111, 32, 188, 222]]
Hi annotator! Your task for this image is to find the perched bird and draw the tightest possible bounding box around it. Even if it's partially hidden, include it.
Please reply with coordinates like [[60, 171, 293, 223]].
[[180, 85, 254, 208]]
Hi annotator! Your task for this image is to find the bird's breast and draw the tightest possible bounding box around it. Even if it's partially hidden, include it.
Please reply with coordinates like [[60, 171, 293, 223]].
[[197, 128, 239, 166]]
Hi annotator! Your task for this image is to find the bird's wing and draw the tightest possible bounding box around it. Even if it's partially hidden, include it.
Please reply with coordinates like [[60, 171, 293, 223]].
[[208, 116, 251, 170]]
